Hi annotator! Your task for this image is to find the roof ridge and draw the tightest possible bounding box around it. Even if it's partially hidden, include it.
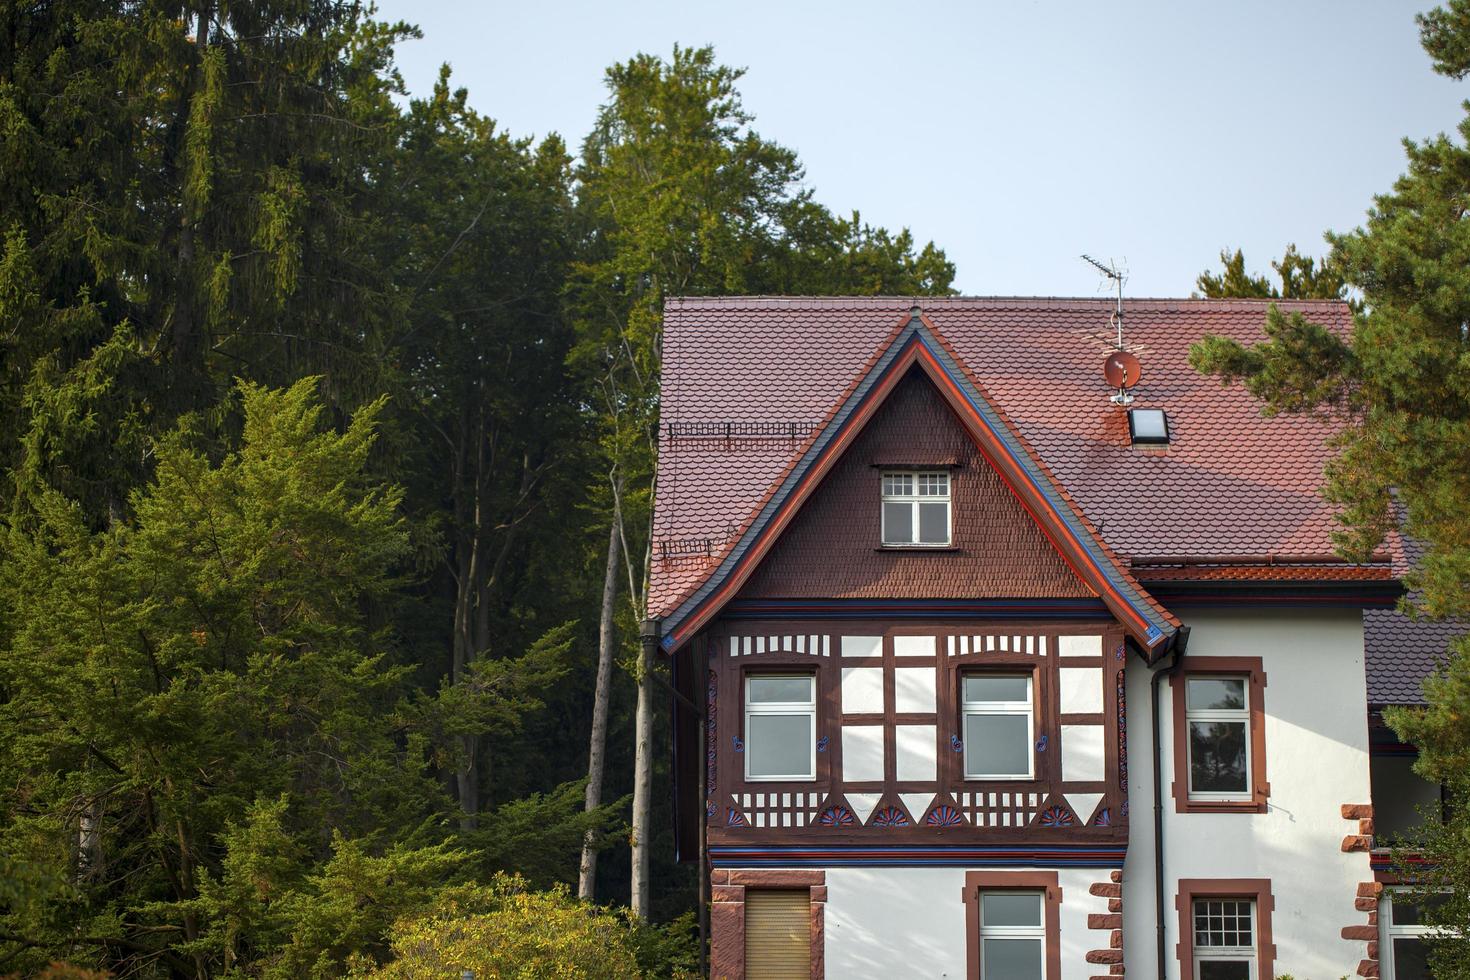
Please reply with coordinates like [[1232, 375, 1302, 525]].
[[664, 295, 1351, 310]]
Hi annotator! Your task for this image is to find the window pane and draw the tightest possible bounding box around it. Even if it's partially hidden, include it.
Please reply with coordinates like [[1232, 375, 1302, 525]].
[[1389, 891, 1450, 926], [981, 892, 1042, 927], [980, 938, 1042, 979], [746, 714, 812, 778], [1189, 721, 1248, 793], [918, 502, 949, 543], [964, 676, 1030, 703], [1187, 677, 1246, 711], [883, 501, 913, 543], [965, 713, 1031, 776], [918, 472, 948, 495], [882, 473, 912, 496], [748, 676, 813, 704], [1198, 963, 1250, 980], [1392, 937, 1431, 979]]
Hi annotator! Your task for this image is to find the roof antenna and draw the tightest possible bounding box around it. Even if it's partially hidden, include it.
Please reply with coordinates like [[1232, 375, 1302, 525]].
[[1081, 255, 1140, 405]]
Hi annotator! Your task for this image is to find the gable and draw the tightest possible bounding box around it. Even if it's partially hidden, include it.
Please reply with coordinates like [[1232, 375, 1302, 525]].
[[739, 367, 1092, 600], [656, 309, 1180, 655]]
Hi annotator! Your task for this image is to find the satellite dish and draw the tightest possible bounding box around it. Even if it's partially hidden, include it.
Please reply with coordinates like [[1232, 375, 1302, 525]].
[[1103, 350, 1141, 389]]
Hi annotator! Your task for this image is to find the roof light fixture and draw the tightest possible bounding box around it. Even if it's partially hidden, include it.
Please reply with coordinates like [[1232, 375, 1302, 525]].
[[1128, 408, 1170, 446]]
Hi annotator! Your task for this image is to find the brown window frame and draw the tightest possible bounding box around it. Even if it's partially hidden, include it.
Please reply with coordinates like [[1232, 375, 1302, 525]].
[[962, 870, 1061, 980], [741, 669, 820, 784], [957, 665, 1042, 782], [1171, 657, 1269, 814], [1174, 878, 1276, 978]]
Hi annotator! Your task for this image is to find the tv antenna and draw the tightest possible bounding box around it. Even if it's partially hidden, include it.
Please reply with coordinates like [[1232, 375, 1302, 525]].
[[1081, 255, 1139, 405]]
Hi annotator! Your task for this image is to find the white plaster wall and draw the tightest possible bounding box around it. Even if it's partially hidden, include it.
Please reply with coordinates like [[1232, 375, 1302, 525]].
[[1122, 609, 1371, 978], [824, 866, 1112, 979]]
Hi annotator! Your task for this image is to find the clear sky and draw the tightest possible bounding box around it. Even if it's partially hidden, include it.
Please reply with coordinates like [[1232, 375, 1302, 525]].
[[373, 0, 1466, 297]]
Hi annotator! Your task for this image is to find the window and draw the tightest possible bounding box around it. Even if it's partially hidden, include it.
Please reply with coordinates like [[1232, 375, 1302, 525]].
[[1381, 889, 1449, 979], [963, 872, 1059, 980], [1175, 879, 1274, 980], [1172, 660, 1269, 813], [1129, 408, 1170, 445], [1372, 754, 1444, 842], [744, 889, 812, 978], [744, 675, 816, 781], [962, 674, 1034, 779], [1192, 898, 1256, 979], [881, 470, 950, 546], [979, 891, 1045, 978], [1186, 677, 1250, 800]]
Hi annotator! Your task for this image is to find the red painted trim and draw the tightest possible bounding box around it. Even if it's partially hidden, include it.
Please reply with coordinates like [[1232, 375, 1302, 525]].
[[1175, 878, 1276, 977], [963, 870, 1063, 980]]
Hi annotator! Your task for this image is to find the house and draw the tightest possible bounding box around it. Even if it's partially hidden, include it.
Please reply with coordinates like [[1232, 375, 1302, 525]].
[[649, 296, 1445, 979]]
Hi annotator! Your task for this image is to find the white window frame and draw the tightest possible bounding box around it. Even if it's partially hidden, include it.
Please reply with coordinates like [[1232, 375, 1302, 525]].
[[1185, 675, 1252, 802], [978, 890, 1046, 979], [880, 470, 951, 546], [743, 674, 817, 782], [962, 673, 1035, 780], [1381, 887, 1446, 979], [1192, 898, 1257, 979]]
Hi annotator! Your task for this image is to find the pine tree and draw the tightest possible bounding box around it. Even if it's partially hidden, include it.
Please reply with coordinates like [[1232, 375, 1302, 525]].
[[1194, 245, 1347, 300], [1190, 3, 1470, 968]]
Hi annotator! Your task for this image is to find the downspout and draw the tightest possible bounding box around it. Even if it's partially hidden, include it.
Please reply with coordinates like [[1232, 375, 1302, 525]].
[[1150, 627, 1189, 980], [696, 635, 709, 979]]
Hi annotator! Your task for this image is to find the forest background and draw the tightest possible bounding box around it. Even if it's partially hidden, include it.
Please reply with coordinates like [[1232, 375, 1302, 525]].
[[4, 0, 1470, 977]]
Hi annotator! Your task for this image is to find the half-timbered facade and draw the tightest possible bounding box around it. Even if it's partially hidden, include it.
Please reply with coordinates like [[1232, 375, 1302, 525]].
[[651, 297, 1425, 978]]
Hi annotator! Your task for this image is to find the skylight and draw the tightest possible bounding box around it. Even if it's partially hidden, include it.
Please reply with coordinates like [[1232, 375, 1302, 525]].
[[1128, 409, 1170, 446]]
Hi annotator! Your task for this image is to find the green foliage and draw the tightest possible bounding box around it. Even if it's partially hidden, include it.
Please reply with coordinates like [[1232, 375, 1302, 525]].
[[1189, 305, 1356, 417], [464, 780, 628, 891], [350, 874, 661, 979], [0, 380, 455, 975], [0, 4, 964, 971], [1194, 245, 1347, 301], [1192, 4, 1470, 968]]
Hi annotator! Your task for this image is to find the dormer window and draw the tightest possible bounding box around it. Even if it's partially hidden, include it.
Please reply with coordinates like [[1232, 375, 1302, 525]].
[[881, 471, 951, 546]]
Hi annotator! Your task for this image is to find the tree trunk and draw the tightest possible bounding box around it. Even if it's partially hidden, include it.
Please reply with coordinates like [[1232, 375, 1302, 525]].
[[578, 514, 621, 899], [630, 621, 654, 918]]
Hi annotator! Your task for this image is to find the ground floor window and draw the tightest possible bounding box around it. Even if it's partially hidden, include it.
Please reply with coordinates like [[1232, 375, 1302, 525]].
[[963, 871, 1060, 979], [1175, 879, 1274, 980], [1381, 888, 1451, 979], [978, 891, 1045, 977], [744, 889, 811, 978], [1192, 898, 1256, 978]]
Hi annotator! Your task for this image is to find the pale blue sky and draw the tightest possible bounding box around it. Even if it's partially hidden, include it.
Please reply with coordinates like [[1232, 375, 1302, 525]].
[[374, 0, 1465, 297]]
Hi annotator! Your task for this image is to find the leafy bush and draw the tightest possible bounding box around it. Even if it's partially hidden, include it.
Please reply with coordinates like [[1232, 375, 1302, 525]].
[[353, 874, 646, 979]]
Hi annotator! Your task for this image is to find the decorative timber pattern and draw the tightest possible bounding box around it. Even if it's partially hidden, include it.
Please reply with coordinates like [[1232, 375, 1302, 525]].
[[957, 790, 1044, 828], [729, 791, 824, 829], [707, 623, 1128, 854], [728, 633, 830, 657]]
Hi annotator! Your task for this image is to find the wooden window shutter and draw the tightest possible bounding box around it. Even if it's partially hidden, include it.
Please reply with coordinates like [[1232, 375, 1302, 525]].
[[744, 889, 811, 979]]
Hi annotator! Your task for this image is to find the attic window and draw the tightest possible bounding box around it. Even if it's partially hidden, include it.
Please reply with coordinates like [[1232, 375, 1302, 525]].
[[1128, 408, 1170, 446], [881, 471, 951, 546]]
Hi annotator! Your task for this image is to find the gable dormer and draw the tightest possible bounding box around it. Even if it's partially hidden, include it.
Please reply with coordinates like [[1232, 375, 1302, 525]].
[[739, 366, 1092, 601], [658, 308, 1178, 657]]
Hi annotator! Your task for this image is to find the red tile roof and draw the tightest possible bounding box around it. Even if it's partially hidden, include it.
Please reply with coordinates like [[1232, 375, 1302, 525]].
[[650, 296, 1365, 619], [1136, 565, 1394, 582]]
